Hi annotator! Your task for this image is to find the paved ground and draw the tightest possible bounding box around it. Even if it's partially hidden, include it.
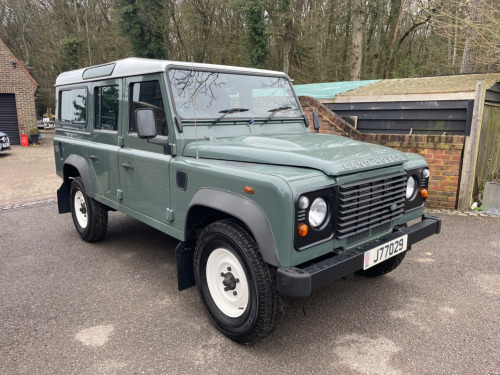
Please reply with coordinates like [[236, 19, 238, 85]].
[[0, 131, 60, 207], [1, 206, 499, 374], [1, 134, 499, 374]]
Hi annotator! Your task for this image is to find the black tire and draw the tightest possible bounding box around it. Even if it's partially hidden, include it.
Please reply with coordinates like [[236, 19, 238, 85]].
[[356, 252, 407, 277], [70, 177, 108, 242], [194, 220, 285, 344]]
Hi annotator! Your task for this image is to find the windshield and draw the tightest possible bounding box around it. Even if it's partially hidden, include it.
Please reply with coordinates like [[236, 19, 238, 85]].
[[167, 69, 301, 121]]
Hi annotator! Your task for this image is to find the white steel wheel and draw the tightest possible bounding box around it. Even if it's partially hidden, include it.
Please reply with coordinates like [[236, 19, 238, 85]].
[[73, 190, 88, 229], [194, 220, 285, 344], [206, 248, 249, 318], [70, 177, 108, 242]]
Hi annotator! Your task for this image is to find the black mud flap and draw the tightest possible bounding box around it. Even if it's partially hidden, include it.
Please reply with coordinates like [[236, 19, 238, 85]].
[[175, 242, 196, 291], [57, 181, 71, 214]]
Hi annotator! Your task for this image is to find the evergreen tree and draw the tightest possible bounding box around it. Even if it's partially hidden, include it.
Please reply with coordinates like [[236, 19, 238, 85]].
[[243, 0, 268, 69], [115, 0, 167, 59]]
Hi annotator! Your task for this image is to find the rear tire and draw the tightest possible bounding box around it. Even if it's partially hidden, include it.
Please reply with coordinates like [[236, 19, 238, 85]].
[[194, 220, 284, 344], [70, 177, 108, 242], [356, 252, 406, 277]]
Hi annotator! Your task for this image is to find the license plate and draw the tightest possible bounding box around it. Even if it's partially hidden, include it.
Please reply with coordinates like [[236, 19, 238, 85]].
[[363, 235, 408, 270]]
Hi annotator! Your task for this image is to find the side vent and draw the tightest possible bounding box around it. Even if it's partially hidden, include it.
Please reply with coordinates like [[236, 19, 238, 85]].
[[176, 170, 188, 191]]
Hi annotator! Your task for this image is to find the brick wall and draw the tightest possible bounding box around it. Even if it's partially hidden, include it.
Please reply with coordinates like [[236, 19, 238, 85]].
[[0, 38, 38, 139], [301, 96, 465, 209]]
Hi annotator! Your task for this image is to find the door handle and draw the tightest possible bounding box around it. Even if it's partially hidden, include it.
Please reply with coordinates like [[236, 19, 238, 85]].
[[89, 155, 100, 162], [121, 162, 134, 171]]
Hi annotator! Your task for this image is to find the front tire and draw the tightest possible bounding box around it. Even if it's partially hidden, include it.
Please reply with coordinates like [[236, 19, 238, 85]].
[[194, 220, 284, 344], [70, 177, 108, 242]]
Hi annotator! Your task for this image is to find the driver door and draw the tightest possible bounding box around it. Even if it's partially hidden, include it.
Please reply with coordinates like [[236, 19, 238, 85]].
[[118, 74, 172, 224]]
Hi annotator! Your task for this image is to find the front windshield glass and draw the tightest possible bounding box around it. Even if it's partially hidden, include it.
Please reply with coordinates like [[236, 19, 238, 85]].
[[168, 69, 301, 121]]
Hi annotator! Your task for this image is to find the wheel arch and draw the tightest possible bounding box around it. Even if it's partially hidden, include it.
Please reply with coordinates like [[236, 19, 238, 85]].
[[57, 154, 94, 214], [63, 154, 94, 197], [185, 189, 281, 267]]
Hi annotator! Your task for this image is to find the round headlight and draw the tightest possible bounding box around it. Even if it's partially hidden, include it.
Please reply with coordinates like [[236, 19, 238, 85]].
[[309, 197, 327, 228], [298, 196, 309, 210], [406, 176, 416, 200], [422, 168, 430, 178]]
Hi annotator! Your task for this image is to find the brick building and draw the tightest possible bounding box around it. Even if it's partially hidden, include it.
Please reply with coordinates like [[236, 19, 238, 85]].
[[297, 74, 500, 210], [0, 38, 38, 145]]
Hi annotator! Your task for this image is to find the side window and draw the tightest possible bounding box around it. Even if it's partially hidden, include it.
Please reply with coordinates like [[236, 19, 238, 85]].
[[59, 88, 87, 126], [95, 85, 119, 131], [129, 81, 167, 136]]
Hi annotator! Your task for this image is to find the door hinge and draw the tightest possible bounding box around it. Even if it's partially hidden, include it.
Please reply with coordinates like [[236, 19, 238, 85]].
[[167, 143, 176, 156], [118, 136, 124, 147], [166, 208, 174, 222], [117, 189, 123, 200]]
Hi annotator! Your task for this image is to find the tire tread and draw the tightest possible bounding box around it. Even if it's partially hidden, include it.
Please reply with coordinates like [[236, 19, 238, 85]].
[[70, 177, 108, 242], [195, 220, 284, 344]]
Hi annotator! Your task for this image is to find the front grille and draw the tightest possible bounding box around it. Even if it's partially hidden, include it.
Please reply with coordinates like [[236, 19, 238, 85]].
[[346, 229, 369, 244], [336, 172, 406, 239]]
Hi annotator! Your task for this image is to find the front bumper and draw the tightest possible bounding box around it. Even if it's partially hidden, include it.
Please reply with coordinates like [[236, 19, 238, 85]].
[[276, 214, 441, 297]]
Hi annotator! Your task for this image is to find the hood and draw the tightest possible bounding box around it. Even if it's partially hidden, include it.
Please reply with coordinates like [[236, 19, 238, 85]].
[[183, 133, 408, 176]]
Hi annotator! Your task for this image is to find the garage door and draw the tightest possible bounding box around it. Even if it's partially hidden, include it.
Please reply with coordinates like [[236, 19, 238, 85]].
[[0, 94, 20, 145]]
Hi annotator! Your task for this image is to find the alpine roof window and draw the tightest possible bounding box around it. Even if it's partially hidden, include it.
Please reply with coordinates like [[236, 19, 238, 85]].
[[83, 63, 115, 80]]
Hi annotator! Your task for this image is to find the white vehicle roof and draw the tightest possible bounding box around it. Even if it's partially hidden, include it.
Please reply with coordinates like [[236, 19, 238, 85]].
[[55, 57, 287, 86]]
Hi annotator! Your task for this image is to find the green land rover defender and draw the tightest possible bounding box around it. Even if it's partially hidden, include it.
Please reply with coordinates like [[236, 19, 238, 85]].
[[54, 58, 441, 344]]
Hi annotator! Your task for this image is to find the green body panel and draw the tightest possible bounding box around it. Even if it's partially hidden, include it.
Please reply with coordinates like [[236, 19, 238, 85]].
[[169, 157, 296, 266], [87, 134, 121, 199], [54, 130, 91, 180], [54, 67, 430, 270], [182, 133, 409, 176]]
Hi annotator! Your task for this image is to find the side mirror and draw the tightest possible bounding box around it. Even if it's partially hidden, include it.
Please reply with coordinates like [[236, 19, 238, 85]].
[[312, 110, 320, 133], [136, 108, 157, 139]]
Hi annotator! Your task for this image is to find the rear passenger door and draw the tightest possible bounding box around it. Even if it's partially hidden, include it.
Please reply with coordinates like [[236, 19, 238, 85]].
[[118, 74, 172, 224], [87, 79, 122, 204]]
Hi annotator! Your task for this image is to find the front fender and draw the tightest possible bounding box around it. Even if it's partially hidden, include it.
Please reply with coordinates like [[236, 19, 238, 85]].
[[187, 188, 281, 267]]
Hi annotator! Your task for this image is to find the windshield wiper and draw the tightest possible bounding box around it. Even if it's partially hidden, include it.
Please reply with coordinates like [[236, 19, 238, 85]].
[[212, 108, 249, 125], [262, 106, 292, 124]]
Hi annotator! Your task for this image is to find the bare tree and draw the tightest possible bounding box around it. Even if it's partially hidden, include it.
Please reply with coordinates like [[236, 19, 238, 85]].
[[460, 0, 481, 73], [385, 0, 405, 79], [350, 0, 364, 80]]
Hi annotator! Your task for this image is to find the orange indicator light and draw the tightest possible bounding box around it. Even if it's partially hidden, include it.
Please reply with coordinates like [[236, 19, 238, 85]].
[[419, 188, 428, 198], [297, 223, 309, 237], [244, 186, 255, 194]]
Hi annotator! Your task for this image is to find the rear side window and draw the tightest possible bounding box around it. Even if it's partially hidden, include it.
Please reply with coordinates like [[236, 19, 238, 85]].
[[129, 81, 167, 136], [95, 85, 119, 131], [59, 88, 87, 125]]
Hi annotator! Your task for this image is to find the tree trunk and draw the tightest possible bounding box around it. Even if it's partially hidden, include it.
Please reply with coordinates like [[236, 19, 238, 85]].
[[385, 0, 404, 79], [460, 0, 481, 74], [452, 3, 458, 68], [281, 1, 291, 74], [350, 0, 363, 81]]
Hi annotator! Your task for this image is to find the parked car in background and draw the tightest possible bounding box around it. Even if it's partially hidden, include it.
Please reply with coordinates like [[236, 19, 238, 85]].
[[0, 131, 11, 152]]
